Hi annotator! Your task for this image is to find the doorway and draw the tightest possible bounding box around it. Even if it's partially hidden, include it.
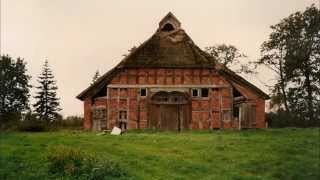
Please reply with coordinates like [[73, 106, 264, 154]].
[[149, 91, 190, 130]]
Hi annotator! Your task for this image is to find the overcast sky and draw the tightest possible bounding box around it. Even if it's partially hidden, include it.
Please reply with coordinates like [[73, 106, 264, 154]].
[[1, 0, 318, 116]]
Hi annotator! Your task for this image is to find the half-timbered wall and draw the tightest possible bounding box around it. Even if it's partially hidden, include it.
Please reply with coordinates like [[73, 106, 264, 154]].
[[83, 68, 266, 130]]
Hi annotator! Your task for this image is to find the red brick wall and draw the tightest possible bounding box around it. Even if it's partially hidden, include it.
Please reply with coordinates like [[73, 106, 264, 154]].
[[83, 68, 266, 130], [231, 81, 266, 128], [255, 99, 266, 128], [83, 98, 92, 130]]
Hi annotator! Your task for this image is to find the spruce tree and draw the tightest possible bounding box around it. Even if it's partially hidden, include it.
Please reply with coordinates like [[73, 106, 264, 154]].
[[33, 59, 61, 123]]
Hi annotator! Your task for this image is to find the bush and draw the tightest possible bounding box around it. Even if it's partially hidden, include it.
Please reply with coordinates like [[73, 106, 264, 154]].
[[53, 116, 83, 130], [17, 113, 47, 132], [47, 145, 127, 179], [18, 121, 47, 132], [47, 145, 85, 176], [266, 111, 311, 128], [0, 112, 22, 130]]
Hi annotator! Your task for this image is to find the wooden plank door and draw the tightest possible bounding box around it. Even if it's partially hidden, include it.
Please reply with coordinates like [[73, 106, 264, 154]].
[[149, 91, 190, 130], [160, 105, 179, 130], [240, 103, 256, 128]]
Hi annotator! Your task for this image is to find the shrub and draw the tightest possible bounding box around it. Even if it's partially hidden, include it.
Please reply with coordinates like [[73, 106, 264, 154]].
[[266, 111, 309, 128], [17, 113, 47, 132], [47, 145, 84, 176], [53, 116, 83, 130], [47, 145, 127, 179], [0, 112, 22, 130], [89, 160, 126, 179], [18, 121, 47, 132]]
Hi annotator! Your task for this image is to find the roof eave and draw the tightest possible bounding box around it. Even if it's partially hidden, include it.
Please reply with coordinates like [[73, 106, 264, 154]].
[[217, 66, 270, 100]]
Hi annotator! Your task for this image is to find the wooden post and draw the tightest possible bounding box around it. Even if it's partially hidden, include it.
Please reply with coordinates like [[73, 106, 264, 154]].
[[117, 88, 120, 127], [127, 95, 130, 129], [209, 69, 213, 130], [220, 89, 224, 130], [209, 89, 213, 130], [239, 105, 242, 130], [137, 89, 141, 129], [177, 104, 181, 131], [136, 69, 140, 129], [145, 88, 149, 128], [230, 87, 234, 128], [106, 88, 110, 129]]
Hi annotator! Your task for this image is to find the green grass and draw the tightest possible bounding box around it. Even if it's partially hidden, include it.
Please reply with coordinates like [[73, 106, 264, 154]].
[[0, 128, 319, 180]]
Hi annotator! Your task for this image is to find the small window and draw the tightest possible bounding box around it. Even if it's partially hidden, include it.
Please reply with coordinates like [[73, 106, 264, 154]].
[[192, 89, 199, 97], [201, 88, 209, 97], [140, 88, 147, 97]]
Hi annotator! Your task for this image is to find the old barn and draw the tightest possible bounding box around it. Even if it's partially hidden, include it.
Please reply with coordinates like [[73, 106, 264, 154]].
[[77, 13, 269, 131]]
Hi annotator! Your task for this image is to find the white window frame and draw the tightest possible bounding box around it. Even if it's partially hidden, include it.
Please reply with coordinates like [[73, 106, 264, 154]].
[[191, 88, 200, 97]]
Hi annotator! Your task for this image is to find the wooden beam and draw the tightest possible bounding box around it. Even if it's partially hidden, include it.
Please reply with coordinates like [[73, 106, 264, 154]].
[[209, 69, 214, 130], [107, 84, 229, 88], [127, 93, 130, 129], [117, 88, 120, 126], [239, 105, 242, 130], [220, 90, 224, 130], [230, 87, 234, 128], [209, 90, 213, 130], [137, 90, 141, 129], [106, 88, 110, 129]]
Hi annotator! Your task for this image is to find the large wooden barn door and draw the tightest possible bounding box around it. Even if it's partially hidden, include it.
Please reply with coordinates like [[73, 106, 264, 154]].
[[160, 105, 179, 130], [92, 106, 107, 131], [240, 103, 256, 128], [149, 91, 190, 131]]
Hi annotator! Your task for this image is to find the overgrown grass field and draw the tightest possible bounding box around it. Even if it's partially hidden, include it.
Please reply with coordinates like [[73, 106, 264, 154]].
[[0, 128, 319, 179]]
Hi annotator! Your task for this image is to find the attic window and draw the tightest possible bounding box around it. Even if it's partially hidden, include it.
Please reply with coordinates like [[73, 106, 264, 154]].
[[161, 23, 175, 32]]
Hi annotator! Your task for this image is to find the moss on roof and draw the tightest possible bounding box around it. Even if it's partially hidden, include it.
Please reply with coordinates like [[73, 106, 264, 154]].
[[118, 29, 216, 68], [77, 14, 269, 100]]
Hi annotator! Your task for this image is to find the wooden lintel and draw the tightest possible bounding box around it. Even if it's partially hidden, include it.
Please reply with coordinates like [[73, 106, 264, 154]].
[[107, 84, 229, 88]]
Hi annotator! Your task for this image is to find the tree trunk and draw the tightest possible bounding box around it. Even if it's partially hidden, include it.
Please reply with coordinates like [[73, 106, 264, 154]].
[[279, 59, 290, 113], [304, 70, 314, 126]]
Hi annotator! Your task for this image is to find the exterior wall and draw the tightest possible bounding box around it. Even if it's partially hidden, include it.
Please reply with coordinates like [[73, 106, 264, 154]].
[[255, 99, 266, 128], [107, 88, 147, 129], [83, 98, 107, 130], [231, 82, 266, 128], [83, 68, 266, 130], [84, 98, 92, 130]]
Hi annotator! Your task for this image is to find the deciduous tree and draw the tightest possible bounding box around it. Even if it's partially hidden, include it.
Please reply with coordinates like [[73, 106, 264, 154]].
[[0, 55, 31, 123], [205, 44, 255, 74], [258, 4, 320, 125]]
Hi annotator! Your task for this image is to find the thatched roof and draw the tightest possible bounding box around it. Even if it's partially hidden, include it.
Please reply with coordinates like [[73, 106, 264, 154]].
[[77, 12, 269, 100], [117, 32, 215, 68]]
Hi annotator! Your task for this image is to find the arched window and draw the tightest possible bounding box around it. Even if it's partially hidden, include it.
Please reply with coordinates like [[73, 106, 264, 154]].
[[161, 23, 175, 32]]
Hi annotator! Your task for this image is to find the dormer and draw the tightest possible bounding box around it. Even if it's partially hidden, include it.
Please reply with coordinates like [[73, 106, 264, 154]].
[[158, 12, 181, 32]]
